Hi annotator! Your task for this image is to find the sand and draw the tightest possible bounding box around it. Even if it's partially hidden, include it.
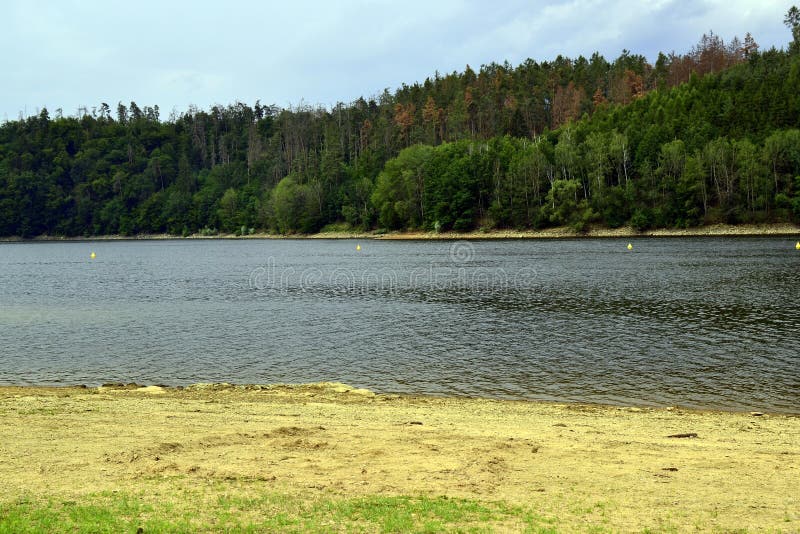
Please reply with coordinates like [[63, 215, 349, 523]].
[[0, 383, 797, 531]]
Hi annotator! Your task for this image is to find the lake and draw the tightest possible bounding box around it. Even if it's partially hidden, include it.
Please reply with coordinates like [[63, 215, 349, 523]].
[[0, 237, 798, 412]]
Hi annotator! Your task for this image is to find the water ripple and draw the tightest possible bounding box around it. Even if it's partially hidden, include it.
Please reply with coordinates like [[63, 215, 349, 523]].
[[0, 237, 798, 412]]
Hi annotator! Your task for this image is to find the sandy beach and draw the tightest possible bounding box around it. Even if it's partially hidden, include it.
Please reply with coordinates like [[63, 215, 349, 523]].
[[1, 383, 797, 532]]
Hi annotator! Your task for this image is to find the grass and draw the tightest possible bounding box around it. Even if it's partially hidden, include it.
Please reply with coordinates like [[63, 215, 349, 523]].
[[0, 491, 541, 533], [0, 489, 761, 533]]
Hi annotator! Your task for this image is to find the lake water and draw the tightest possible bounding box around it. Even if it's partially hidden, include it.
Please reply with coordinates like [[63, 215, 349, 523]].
[[0, 237, 798, 413]]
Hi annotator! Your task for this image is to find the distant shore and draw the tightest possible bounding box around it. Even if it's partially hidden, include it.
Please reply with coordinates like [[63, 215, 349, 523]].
[[372, 222, 800, 240], [1, 383, 798, 532], [2, 222, 799, 242]]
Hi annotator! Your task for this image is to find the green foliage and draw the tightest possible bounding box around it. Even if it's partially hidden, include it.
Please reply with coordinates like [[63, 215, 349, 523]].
[[270, 175, 321, 234], [545, 179, 596, 231], [630, 209, 653, 232], [371, 144, 433, 230]]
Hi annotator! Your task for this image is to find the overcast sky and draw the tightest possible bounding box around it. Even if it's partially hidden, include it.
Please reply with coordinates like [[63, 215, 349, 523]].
[[0, 0, 794, 121]]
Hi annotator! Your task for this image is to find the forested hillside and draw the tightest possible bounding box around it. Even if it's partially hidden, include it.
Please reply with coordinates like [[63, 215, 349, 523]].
[[1, 11, 799, 237]]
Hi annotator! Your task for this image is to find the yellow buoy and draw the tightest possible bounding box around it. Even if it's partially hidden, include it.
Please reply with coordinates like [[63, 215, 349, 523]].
[[627, 243, 633, 251], [796, 241, 800, 250], [90, 252, 96, 260], [356, 244, 361, 251]]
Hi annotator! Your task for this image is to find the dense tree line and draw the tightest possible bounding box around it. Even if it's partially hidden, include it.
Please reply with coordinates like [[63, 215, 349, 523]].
[[1, 14, 799, 237]]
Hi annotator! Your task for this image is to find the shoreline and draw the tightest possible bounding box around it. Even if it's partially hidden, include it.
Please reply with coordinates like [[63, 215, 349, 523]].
[[0, 383, 796, 416], [1, 222, 799, 242], [2, 382, 798, 531]]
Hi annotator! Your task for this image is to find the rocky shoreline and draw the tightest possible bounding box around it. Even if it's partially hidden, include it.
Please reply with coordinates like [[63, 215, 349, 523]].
[[2, 222, 799, 242]]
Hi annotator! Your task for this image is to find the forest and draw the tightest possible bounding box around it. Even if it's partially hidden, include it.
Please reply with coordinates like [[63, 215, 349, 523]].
[[1, 9, 800, 237]]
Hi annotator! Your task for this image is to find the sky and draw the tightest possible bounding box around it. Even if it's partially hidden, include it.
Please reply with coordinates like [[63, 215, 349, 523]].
[[0, 0, 794, 121]]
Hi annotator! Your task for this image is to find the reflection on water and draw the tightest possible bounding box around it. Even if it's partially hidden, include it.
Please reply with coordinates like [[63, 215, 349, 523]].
[[0, 237, 798, 412]]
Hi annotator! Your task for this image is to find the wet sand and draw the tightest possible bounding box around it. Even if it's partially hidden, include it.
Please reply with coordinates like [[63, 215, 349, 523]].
[[1, 383, 797, 531]]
